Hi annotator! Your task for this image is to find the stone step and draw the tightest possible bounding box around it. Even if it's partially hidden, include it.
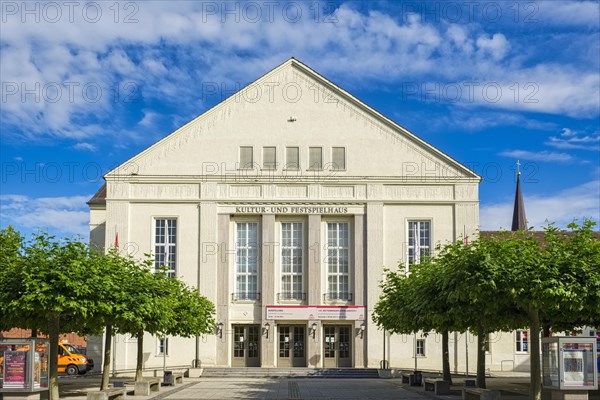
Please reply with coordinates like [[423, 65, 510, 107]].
[[200, 367, 380, 379]]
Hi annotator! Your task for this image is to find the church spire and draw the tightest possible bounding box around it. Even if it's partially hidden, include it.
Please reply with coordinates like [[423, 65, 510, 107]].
[[511, 160, 527, 231]]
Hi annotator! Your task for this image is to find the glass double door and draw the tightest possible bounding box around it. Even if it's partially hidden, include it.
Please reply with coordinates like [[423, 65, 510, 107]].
[[232, 325, 260, 367], [278, 325, 306, 367], [323, 325, 352, 367]]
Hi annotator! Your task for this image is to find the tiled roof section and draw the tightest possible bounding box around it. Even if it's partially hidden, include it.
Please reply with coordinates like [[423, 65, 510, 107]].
[[87, 183, 106, 206], [481, 230, 600, 241]]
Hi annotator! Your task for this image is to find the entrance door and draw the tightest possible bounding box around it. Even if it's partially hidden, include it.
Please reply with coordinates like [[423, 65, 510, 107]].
[[232, 325, 260, 367], [323, 325, 352, 368], [278, 325, 306, 367]]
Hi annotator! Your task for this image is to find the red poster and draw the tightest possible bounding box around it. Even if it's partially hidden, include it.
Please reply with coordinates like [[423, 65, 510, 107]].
[[3, 351, 27, 388]]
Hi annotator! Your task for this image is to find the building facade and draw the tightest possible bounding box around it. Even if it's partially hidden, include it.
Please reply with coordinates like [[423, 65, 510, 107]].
[[88, 58, 482, 370]]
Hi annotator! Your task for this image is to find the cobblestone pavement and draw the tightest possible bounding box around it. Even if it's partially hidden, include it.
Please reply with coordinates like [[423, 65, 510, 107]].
[[160, 378, 426, 400]]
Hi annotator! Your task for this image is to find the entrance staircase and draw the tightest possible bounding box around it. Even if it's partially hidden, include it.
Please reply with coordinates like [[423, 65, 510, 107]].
[[200, 367, 379, 379]]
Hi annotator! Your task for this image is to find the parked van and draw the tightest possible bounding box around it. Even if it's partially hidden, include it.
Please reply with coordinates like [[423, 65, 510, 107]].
[[0, 342, 93, 376], [57, 342, 94, 375]]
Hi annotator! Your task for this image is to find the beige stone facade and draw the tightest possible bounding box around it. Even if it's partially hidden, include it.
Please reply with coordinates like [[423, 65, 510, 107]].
[[89, 58, 484, 371]]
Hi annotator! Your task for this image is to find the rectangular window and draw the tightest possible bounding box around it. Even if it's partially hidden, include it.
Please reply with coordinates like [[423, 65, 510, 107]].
[[235, 222, 259, 301], [332, 147, 346, 170], [240, 146, 253, 169], [263, 146, 276, 169], [281, 222, 303, 300], [285, 147, 300, 169], [416, 339, 426, 357], [154, 219, 177, 278], [158, 337, 169, 356], [309, 147, 323, 170], [326, 222, 350, 301], [407, 220, 431, 265], [516, 330, 528, 352]]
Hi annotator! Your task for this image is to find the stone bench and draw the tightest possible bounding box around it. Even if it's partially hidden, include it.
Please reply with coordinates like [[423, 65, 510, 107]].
[[423, 378, 451, 395], [463, 388, 501, 400], [400, 372, 421, 386], [134, 377, 161, 396], [87, 388, 126, 400], [174, 373, 184, 385]]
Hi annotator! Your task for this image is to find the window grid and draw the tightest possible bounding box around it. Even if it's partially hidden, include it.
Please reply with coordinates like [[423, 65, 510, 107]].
[[263, 146, 276, 169], [516, 330, 528, 352], [281, 222, 304, 300], [326, 222, 350, 300], [407, 220, 430, 265], [154, 219, 177, 278], [236, 222, 259, 300]]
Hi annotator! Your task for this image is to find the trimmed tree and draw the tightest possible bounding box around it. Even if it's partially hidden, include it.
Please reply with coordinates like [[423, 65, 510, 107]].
[[0, 231, 112, 400]]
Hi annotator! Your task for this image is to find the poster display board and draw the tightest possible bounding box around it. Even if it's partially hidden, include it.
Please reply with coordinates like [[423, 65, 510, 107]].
[[0, 338, 49, 392], [542, 337, 598, 391]]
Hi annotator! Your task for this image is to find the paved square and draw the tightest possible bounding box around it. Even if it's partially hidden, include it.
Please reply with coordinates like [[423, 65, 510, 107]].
[[162, 378, 423, 400]]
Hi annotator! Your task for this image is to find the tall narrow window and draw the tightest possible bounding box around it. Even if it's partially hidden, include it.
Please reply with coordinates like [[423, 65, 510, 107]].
[[332, 147, 346, 170], [155, 219, 177, 278], [280, 222, 303, 300], [309, 147, 322, 170], [263, 146, 276, 169], [240, 146, 253, 169], [416, 339, 426, 357], [235, 222, 259, 301], [286, 147, 299, 169], [326, 222, 350, 301], [157, 337, 169, 356], [516, 330, 528, 352], [407, 221, 430, 265]]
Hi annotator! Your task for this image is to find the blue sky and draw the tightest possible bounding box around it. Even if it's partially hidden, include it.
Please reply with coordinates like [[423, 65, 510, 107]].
[[1, 0, 599, 239]]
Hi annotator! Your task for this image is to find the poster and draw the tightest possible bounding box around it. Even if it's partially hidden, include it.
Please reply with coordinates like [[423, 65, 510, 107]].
[[563, 350, 585, 385], [3, 351, 27, 388]]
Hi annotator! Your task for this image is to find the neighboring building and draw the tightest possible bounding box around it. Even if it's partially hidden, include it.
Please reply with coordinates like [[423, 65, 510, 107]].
[[88, 58, 481, 371]]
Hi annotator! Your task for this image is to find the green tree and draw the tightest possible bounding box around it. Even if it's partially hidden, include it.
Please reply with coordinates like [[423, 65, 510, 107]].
[[0, 231, 110, 400], [102, 251, 216, 383], [374, 258, 459, 383]]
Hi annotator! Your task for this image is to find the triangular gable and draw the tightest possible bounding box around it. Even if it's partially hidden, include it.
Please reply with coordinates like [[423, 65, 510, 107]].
[[106, 58, 480, 180]]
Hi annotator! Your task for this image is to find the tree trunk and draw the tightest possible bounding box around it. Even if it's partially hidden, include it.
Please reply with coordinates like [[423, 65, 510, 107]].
[[101, 325, 112, 390], [476, 325, 486, 389], [442, 331, 452, 383], [135, 331, 144, 381], [529, 308, 542, 400], [48, 314, 60, 400]]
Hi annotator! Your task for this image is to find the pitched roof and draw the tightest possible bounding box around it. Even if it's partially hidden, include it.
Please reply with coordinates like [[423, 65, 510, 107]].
[[104, 57, 480, 180], [87, 183, 106, 206]]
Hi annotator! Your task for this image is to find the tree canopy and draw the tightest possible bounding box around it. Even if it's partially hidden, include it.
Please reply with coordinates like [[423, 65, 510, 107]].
[[373, 219, 600, 398], [0, 227, 216, 398]]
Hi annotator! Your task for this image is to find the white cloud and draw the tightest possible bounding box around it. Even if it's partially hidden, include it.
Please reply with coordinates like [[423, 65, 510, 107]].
[[498, 150, 575, 163], [480, 180, 600, 231], [537, 1, 600, 27], [0, 1, 598, 142], [0, 194, 91, 238], [546, 130, 600, 151], [476, 33, 510, 61], [73, 142, 97, 152]]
